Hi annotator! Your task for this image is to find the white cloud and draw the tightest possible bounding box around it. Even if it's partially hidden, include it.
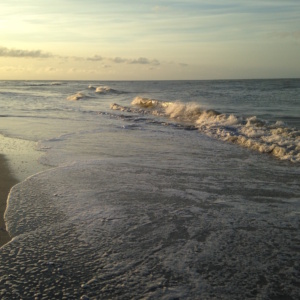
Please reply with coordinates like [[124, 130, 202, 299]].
[[87, 55, 103, 61], [110, 57, 128, 64], [0, 46, 52, 58], [0, 46, 163, 67], [110, 56, 160, 66], [129, 57, 160, 66]]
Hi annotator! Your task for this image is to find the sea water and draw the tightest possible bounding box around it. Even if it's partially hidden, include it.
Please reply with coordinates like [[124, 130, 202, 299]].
[[0, 80, 299, 299]]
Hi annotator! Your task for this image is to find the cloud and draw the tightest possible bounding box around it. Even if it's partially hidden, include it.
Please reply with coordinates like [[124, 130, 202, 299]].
[[271, 31, 300, 39], [0, 46, 52, 58], [102, 64, 111, 69], [87, 55, 103, 61], [130, 57, 160, 66], [110, 56, 160, 66], [0, 45, 162, 68], [111, 57, 128, 64]]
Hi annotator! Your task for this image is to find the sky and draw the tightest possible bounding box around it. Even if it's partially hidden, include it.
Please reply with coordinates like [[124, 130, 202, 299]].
[[0, 0, 300, 80]]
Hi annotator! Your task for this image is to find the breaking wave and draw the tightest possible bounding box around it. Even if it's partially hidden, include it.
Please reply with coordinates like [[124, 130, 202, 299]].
[[67, 86, 124, 101], [111, 97, 300, 162], [95, 86, 118, 94], [67, 92, 90, 101]]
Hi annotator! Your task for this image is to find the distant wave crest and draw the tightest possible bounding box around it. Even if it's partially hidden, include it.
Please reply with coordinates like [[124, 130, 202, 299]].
[[24, 82, 63, 87], [67, 85, 123, 100], [111, 97, 300, 162], [95, 86, 118, 94], [67, 92, 89, 101]]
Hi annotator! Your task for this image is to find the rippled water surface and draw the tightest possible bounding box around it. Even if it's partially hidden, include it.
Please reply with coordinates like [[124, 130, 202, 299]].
[[0, 80, 299, 299]]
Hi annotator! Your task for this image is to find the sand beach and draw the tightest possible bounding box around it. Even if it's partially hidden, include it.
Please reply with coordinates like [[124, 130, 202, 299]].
[[0, 154, 18, 247]]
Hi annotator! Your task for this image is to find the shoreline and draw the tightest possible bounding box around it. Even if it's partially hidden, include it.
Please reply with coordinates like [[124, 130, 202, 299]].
[[0, 133, 49, 247], [0, 154, 18, 247]]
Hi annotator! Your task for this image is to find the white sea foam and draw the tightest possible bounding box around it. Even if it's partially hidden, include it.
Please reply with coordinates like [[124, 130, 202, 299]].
[[111, 98, 300, 162], [2, 159, 299, 299], [131, 96, 167, 108], [95, 86, 117, 94], [67, 91, 88, 101]]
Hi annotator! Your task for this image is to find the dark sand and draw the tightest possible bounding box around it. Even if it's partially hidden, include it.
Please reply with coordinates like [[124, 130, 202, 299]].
[[0, 154, 18, 247]]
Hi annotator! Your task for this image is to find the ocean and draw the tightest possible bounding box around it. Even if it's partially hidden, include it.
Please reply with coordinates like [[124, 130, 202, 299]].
[[0, 79, 299, 299]]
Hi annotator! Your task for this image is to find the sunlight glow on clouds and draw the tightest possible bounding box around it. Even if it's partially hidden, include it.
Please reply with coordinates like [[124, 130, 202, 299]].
[[0, 0, 299, 79]]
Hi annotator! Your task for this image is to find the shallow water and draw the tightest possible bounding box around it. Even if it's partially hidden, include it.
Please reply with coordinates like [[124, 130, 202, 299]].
[[0, 80, 299, 299]]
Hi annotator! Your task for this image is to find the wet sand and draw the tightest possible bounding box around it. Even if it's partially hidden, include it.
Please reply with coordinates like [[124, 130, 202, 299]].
[[0, 154, 18, 247]]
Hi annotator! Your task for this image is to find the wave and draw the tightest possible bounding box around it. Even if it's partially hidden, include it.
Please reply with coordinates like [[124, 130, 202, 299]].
[[131, 96, 220, 120], [131, 96, 171, 108], [112, 97, 300, 162], [95, 86, 118, 94], [24, 82, 64, 87], [67, 85, 122, 101], [110, 102, 151, 114], [89, 84, 123, 93], [67, 92, 90, 101]]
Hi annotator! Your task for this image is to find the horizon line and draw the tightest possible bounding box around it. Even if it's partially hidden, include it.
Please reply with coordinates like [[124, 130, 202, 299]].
[[1, 77, 299, 82]]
